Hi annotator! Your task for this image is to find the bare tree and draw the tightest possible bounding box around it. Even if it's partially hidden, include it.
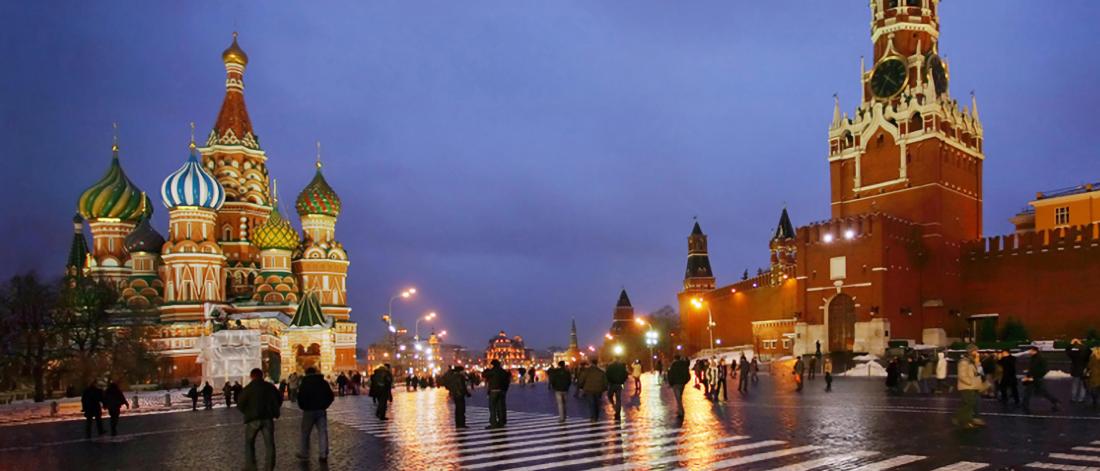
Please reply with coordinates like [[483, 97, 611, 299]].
[[0, 273, 61, 401]]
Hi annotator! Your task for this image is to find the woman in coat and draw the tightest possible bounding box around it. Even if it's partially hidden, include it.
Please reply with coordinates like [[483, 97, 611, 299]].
[[1087, 346, 1100, 408], [102, 382, 129, 436], [935, 351, 949, 393]]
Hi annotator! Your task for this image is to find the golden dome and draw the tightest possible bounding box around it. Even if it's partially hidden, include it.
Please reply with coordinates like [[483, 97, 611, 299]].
[[222, 32, 248, 66]]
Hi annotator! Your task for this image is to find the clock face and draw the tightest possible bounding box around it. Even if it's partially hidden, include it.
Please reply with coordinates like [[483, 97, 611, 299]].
[[870, 57, 908, 99], [926, 54, 948, 95]]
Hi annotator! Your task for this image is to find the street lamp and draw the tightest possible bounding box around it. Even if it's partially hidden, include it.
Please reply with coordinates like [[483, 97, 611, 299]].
[[691, 297, 716, 351], [645, 330, 659, 371], [415, 311, 437, 342], [385, 287, 417, 373]]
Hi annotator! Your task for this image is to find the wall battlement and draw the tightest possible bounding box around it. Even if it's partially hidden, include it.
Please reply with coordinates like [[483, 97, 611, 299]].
[[963, 223, 1100, 258]]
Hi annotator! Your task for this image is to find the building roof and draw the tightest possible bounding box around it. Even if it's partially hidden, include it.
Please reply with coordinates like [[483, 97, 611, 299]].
[[253, 206, 299, 251], [289, 291, 328, 328], [124, 215, 165, 254], [773, 207, 796, 240], [616, 289, 632, 308], [296, 164, 342, 218], [1035, 182, 1099, 201], [161, 143, 226, 210], [208, 33, 259, 150], [691, 221, 703, 236], [78, 144, 152, 222]]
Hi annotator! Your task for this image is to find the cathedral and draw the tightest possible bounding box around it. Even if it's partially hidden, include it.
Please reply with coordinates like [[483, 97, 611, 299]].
[[678, 0, 1100, 358], [67, 34, 357, 382]]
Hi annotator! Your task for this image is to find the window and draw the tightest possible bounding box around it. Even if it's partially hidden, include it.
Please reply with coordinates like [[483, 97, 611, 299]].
[[762, 340, 777, 350], [1055, 206, 1070, 226], [782, 338, 792, 349]]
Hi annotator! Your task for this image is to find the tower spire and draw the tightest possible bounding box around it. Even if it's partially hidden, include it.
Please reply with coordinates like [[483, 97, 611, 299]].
[[112, 122, 119, 153], [189, 121, 196, 150], [970, 90, 980, 121], [315, 141, 323, 170], [832, 93, 842, 127]]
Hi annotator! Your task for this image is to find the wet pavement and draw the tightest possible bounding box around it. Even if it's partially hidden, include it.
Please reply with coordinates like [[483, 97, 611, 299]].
[[1, 373, 1098, 470]]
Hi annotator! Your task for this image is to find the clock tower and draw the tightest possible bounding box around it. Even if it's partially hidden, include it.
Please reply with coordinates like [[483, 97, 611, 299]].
[[828, 0, 983, 243]]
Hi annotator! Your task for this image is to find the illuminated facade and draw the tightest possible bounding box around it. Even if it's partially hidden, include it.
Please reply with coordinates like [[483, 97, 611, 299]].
[[484, 331, 529, 366], [69, 34, 357, 382]]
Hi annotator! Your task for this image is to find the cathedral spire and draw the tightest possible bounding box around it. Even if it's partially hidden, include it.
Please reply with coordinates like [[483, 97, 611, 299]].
[[569, 317, 578, 351], [208, 32, 258, 150]]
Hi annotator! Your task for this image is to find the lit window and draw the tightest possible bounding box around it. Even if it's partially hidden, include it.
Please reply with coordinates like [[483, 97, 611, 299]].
[[1055, 206, 1070, 226]]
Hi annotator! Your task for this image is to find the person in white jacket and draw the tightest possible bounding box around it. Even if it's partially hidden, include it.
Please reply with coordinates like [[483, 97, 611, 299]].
[[935, 351, 949, 393]]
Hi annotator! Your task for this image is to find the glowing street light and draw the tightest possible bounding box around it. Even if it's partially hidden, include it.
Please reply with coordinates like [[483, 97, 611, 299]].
[[691, 297, 716, 350], [612, 344, 624, 356], [415, 311, 437, 342]]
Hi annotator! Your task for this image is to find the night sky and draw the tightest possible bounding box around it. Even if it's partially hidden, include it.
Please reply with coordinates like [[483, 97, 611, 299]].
[[2, 2, 1098, 352]]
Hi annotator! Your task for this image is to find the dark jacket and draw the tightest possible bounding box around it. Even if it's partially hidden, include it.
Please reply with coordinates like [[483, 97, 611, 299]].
[[297, 373, 335, 411], [998, 354, 1017, 379], [578, 366, 608, 394], [81, 386, 103, 416], [102, 385, 128, 412], [548, 367, 572, 392], [1026, 353, 1049, 381], [1066, 345, 1090, 377], [369, 367, 394, 399], [201, 383, 213, 399], [483, 366, 511, 391], [605, 362, 628, 385], [237, 379, 282, 423], [442, 370, 470, 397], [667, 359, 690, 386]]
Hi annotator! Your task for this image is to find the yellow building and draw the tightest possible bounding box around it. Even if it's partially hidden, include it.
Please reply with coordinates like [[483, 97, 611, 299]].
[[1014, 182, 1100, 233]]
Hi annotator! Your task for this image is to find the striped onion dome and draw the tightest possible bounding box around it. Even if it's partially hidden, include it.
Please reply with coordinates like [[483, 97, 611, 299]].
[[252, 206, 299, 251], [295, 163, 341, 218], [161, 144, 225, 210], [78, 146, 152, 221]]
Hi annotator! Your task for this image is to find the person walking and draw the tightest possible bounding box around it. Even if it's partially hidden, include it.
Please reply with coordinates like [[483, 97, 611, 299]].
[[517, 366, 527, 386], [1066, 339, 1090, 403], [654, 358, 664, 385], [750, 356, 760, 384], [483, 359, 511, 429], [185, 384, 199, 411], [287, 372, 299, 402], [903, 353, 922, 394], [81, 381, 105, 438], [1022, 346, 1061, 414], [738, 354, 752, 393], [920, 354, 936, 394], [705, 358, 720, 401], [369, 364, 394, 420], [885, 358, 901, 395], [443, 365, 472, 428], [296, 367, 334, 463], [351, 371, 363, 396], [980, 352, 998, 399], [572, 361, 587, 398], [606, 358, 628, 421], [1086, 346, 1100, 409], [793, 356, 805, 392], [807, 355, 817, 381], [579, 359, 608, 422], [233, 381, 243, 405], [548, 361, 572, 422], [201, 381, 214, 410], [102, 381, 129, 436], [715, 358, 728, 401], [998, 349, 1020, 407], [223, 382, 234, 407], [336, 372, 348, 397], [955, 344, 985, 429], [528, 367, 536, 385], [238, 368, 282, 471], [935, 351, 949, 394], [824, 357, 834, 391], [667, 355, 690, 418], [631, 360, 643, 396]]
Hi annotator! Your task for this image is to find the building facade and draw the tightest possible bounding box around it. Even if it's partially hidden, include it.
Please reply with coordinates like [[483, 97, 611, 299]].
[[69, 34, 357, 383], [484, 331, 530, 367], [678, 0, 1100, 358]]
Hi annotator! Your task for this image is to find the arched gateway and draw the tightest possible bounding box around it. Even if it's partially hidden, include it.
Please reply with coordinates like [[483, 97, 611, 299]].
[[827, 294, 856, 352]]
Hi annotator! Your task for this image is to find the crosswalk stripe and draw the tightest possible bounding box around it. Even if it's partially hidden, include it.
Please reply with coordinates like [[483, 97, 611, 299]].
[[848, 455, 927, 470], [460, 431, 684, 469], [375, 416, 565, 438], [677, 445, 822, 471], [1051, 454, 1100, 463], [382, 418, 594, 441], [451, 423, 653, 455], [501, 435, 755, 471], [764, 451, 879, 471], [1026, 462, 1100, 471], [457, 427, 680, 463], [1073, 447, 1100, 453], [931, 462, 988, 471]]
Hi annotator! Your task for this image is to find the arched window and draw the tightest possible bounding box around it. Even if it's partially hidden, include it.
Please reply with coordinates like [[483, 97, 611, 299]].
[[223, 225, 233, 241], [910, 112, 923, 132]]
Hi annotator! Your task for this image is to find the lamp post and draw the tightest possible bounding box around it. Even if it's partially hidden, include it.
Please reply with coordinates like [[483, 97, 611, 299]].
[[384, 288, 416, 373], [415, 311, 436, 343], [691, 297, 716, 351], [645, 330, 659, 371]]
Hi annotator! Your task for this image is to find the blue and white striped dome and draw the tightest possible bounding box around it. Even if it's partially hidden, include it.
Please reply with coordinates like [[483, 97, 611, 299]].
[[161, 146, 225, 210]]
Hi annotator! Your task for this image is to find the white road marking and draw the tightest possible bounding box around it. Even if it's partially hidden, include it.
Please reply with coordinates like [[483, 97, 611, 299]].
[[848, 455, 927, 470], [457, 427, 680, 463], [1073, 447, 1100, 453], [499, 435, 755, 471], [931, 462, 989, 471], [764, 450, 879, 471], [1026, 463, 1100, 471], [678, 445, 823, 471], [1051, 454, 1100, 463]]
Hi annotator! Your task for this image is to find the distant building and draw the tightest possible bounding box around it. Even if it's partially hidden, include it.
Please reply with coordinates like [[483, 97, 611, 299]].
[[484, 331, 529, 367], [1013, 182, 1100, 233], [552, 319, 582, 365]]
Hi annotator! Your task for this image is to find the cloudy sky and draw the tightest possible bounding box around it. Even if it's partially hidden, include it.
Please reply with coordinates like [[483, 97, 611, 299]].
[[2, 1, 1098, 351]]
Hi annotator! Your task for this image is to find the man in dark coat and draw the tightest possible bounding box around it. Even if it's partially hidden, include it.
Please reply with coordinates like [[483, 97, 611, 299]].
[[185, 384, 199, 411], [1067, 339, 1091, 403], [238, 368, 282, 471], [233, 381, 243, 405], [81, 381, 105, 438], [369, 364, 394, 420], [102, 381, 129, 436], [578, 359, 608, 422], [296, 367, 334, 463], [336, 372, 349, 397], [1023, 346, 1061, 414], [443, 365, 472, 428], [548, 361, 572, 422], [667, 355, 690, 418], [738, 355, 752, 392], [605, 358, 628, 421], [201, 381, 214, 410], [998, 349, 1020, 406], [223, 382, 234, 407], [483, 359, 511, 429]]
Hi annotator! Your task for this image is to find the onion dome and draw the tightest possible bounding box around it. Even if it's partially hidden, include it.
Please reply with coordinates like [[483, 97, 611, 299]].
[[296, 161, 342, 217], [78, 144, 152, 221], [124, 216, 166, 254], [161, 142, 225, 210], [252, 206, 299, 251], [222, 32, 248, 66]]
